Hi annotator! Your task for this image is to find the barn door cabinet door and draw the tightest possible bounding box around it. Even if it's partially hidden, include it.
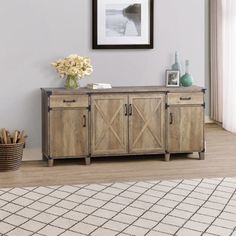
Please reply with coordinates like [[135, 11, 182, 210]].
[[49, 109, 89, 159], [167, 106, 204, 160], [129, 94, 165, 154], [91, 94, 129, 155], [91, 93, 165, 156]]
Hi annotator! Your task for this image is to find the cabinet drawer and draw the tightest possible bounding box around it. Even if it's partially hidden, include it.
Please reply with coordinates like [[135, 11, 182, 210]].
[[50, 95, 88, 108], [167, 93, 204, 105]]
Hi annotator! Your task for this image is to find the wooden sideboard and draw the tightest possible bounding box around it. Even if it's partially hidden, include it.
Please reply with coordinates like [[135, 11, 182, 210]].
[[41, 86, 205, 166]]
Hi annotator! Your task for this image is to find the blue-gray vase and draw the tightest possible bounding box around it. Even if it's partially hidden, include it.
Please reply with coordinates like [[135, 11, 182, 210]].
[[171, 51, 182, 76]]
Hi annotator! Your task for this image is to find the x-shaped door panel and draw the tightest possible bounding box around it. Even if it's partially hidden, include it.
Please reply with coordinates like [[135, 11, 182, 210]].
[[129, 94, 165, 153], [91, 95, 128, 155]]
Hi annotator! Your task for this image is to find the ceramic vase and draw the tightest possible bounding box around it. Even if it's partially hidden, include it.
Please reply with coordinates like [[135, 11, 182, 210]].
[[171, 51, 182, 76], [180, 60, 193, 87]]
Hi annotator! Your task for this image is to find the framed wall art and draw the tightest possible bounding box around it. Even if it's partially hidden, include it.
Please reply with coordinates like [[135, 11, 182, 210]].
[[92, 0, 154, 49]]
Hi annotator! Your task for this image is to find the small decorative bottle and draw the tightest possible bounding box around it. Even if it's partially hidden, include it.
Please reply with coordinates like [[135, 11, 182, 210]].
[[172, 51, 182, 76], [180, 60, 193, 87]]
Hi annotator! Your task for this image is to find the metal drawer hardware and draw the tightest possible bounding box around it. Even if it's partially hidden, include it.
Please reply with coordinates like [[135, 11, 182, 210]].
[[63, 99, 76, 103], [180, 97, 191, 101], [170, 112, 173, 125], [83, 115, 87, 127], [129, 104, 133, 116], [124, 104, 128, 116]]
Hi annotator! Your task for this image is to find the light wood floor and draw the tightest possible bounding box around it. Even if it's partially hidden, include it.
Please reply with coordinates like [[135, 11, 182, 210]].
[[0, 124, 236, 188]]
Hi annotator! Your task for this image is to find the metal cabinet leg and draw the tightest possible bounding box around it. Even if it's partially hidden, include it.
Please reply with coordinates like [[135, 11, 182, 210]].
[[85, 157, 91, 165], [165, 153, 170, 162], [199, 152, 205, 160], [42, 154, 47, 161], [48, 159, 54, 167]]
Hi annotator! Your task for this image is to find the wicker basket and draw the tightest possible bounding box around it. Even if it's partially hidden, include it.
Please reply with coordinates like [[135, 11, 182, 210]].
[[0, 143, 24, 172]]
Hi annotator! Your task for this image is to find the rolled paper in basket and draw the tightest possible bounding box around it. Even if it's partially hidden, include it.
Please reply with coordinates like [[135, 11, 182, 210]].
[[2, 129, 7, 144]]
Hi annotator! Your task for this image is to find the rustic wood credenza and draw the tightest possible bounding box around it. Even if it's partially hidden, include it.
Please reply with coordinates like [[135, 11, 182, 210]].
[[41, 86, 205, 167]]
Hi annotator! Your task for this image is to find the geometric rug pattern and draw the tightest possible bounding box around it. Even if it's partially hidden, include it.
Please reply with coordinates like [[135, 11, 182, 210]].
[[0, 177, 236, 236]]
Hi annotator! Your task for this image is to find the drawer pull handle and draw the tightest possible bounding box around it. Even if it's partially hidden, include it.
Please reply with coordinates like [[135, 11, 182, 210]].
[[170, 113, 173, 125], [124, 104, 128, 116], [129, 104, 133, 116], [83, 115, 86, 127], [63, 99, 76, 103], [180, 97, 191, 101]]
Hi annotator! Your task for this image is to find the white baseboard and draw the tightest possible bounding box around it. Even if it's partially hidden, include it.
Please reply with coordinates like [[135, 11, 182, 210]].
[[205, 115, 214, 124], [23, 148, 41, 161]]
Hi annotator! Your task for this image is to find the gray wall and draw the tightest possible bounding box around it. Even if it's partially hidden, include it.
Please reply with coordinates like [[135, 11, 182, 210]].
[[0, 0, 206, 160]]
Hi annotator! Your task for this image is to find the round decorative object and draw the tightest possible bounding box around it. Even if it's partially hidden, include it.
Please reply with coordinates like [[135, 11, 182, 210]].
[[66, 75, 78, 89], [180, 73, 193, 87], [0, 143, 24, 172]]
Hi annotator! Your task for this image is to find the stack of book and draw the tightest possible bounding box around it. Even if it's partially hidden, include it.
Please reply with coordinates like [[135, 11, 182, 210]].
[[87, 83, 112, 89]]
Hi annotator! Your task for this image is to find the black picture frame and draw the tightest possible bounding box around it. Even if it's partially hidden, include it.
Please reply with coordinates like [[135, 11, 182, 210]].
[[92, 0, 154, 49]]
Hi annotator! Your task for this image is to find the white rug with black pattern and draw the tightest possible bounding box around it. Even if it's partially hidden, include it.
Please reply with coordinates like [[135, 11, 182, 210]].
[[0, 177, 236, 236]]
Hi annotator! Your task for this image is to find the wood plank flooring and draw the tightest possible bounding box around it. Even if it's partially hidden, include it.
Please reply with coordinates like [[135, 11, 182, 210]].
[[0, 124, 236, 188]]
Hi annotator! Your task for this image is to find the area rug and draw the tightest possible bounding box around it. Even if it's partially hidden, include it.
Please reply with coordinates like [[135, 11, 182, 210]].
[[0, 177, 236, 236]]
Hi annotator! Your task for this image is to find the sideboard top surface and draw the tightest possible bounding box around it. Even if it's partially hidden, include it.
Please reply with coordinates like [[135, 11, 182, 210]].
[[41, 86, 205, 95]]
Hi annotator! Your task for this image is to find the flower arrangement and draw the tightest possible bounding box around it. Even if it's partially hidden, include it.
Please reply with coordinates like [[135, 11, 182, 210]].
[[51, 54, 93, 89]]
